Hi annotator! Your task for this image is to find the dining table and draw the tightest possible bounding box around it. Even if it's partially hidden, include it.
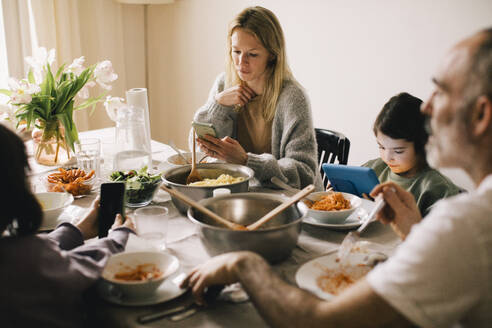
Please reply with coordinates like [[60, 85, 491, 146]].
[[28, 127, 401, 328]]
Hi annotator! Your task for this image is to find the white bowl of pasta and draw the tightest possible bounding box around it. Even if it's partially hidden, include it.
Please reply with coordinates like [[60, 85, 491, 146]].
[[101, 251, 179, 298], [306, 191, 361, 224]]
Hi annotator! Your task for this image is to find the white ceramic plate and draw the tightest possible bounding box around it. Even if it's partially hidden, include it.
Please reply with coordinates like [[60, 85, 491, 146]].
[[302, 198, 375, 231], [97, 269, 187, 306], [295, 251, 371, 301]]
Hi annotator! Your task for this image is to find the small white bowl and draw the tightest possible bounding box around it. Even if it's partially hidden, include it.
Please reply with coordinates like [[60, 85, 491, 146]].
[[307, 191, 361, 224], [102, 251, 179, 298], [166, 152, 208, 166], [35, 192, 74, 228]]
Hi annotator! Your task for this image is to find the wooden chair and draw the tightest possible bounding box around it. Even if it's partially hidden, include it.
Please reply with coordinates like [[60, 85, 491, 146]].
[[315, 128, 351, 187]]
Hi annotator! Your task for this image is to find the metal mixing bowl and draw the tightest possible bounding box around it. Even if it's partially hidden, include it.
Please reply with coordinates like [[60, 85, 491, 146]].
[[187, 193, 308, 263], [162, 163, 254, 214]]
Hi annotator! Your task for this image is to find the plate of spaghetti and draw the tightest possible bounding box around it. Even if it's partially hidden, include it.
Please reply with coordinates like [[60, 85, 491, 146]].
[[296, 251, 375, 301]]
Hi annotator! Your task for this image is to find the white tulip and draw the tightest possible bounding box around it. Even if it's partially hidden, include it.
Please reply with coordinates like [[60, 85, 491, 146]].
[[77, 81, 96, 99], [8, 78, 41, 104], [94, 60, 118, 90], [25, 47, 56, 84], [66, 56, 86, 76], [104, 96, 125, 121]]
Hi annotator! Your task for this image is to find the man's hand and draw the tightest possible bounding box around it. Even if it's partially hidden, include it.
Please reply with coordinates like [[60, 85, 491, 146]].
[[215, 84, 256, 107], [180, 252, 254, 305], [197, 135, 248, 165], [370, 182, 422, 240]]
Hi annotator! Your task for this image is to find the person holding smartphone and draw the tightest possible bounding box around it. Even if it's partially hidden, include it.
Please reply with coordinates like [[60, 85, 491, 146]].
[[0, 125, 135, 327], [191, 6, 322, 190]]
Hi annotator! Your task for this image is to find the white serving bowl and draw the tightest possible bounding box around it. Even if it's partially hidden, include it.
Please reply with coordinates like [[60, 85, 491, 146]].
[[35, 192, 74, 228], [307, 191, 362, 224], [102, 251, 179, 298], [166, 152, 209, 166]]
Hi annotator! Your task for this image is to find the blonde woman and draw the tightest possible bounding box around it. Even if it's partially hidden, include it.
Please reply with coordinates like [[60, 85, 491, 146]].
[[192, 6, 322, 190]]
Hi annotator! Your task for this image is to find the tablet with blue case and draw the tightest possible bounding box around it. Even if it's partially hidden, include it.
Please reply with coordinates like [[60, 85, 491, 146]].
[[321, 164, 380, 197]]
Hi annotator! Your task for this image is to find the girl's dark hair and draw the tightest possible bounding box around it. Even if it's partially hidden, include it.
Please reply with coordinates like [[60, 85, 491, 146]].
[[373, 92, 428, 161], [0, 125, 42, 236]]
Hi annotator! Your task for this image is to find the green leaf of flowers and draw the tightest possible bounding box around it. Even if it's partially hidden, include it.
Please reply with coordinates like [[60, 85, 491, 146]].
[[75, 91, 107, 111], [55, 63, 66, 79], [27, 69, 35, 84], [0, 89, 12, 96], [55, 103, 78, 152]]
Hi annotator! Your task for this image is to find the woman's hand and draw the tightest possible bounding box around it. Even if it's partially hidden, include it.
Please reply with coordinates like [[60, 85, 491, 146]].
[[197, 135, 248, 165], [215, 84, 256, 107], [370, 182, 422, 240]]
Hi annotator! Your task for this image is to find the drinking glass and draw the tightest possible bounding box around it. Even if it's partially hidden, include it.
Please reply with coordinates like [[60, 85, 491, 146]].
[[101, 140, 116, 178], [75, 138, 101, 179], [134, 206, 169, 251]]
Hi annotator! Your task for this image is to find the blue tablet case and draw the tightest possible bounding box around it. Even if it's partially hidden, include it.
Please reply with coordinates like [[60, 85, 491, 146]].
[[321, 164, 380, 197]]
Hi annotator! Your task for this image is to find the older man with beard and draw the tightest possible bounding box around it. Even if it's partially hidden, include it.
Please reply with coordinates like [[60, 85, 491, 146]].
[[180, 28, 492, 328]]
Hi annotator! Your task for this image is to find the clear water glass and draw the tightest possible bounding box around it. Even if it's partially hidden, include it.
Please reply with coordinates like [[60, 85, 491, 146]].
[[134, 206, 169, 251], [75, 138, 101, 179]]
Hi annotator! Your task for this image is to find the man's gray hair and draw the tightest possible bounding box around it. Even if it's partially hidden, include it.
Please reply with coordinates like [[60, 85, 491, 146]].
[[468, 28, 492, 100], [460, 28, 492, 123]]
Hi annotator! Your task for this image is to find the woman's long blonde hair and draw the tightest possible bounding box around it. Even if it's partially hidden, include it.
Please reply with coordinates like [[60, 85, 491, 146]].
[[225, 6, 293, 122]]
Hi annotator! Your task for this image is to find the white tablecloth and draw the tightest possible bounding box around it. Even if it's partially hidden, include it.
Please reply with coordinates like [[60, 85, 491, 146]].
[[31, 128, 400, 327]]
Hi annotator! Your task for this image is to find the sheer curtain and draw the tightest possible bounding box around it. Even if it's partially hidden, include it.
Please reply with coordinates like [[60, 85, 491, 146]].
[[4, 0, 146, 131], [2, 0, 33, 80]]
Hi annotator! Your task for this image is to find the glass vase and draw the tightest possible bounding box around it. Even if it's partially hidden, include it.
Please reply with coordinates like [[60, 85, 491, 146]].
[[33, 120, 71, 166]]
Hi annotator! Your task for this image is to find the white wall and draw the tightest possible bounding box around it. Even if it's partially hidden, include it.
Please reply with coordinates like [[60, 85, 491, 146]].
[[146, 0, 492, 190]]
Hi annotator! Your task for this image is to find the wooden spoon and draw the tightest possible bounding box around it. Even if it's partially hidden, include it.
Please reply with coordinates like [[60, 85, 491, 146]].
[[186, 129, 202, 184], [160, 184, 246, 231], [246, 184, 315, 231]]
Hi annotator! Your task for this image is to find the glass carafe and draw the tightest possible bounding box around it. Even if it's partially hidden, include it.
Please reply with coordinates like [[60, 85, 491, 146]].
[[113, 105, 151, 172]]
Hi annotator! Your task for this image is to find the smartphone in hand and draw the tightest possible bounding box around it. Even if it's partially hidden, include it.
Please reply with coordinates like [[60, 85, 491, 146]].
[[98, 182, 126, 238], [192, 121, 217, 139]]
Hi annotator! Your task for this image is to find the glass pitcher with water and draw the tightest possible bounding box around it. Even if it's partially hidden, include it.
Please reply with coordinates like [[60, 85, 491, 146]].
[[113, 105, 151, 171]]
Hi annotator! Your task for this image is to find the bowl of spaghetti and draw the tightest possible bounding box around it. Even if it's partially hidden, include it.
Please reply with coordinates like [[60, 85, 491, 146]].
[[305, 191, 361, 223], [101, 251, 179, 298]]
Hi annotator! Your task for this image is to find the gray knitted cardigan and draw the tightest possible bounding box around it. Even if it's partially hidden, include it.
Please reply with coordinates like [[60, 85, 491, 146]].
[[191, 73, 323, 190]]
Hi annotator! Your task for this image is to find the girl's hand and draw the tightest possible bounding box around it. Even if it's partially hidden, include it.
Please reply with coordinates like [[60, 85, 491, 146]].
[[370, 182, 422, 240], [75, 197, 100, 240], [215, 84, 256, 107], [197, 135, 248, 165], [112, 213, 136, 232]]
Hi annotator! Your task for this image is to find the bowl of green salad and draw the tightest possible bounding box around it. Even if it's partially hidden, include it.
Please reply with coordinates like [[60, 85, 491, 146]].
[[109, 166, 163, 207]]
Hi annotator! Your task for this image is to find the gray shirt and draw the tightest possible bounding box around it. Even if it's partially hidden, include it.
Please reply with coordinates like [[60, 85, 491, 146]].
[[0, 223, 131, 328], [192, 73, 323, 190]]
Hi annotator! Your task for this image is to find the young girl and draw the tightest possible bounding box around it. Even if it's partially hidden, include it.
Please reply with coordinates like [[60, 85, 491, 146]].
[[364, 92, 461, 215], [0, 125, 135, 327]]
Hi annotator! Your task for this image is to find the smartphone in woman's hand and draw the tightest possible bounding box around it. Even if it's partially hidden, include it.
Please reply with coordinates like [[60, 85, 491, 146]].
[[192, 121, 217, 139]]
